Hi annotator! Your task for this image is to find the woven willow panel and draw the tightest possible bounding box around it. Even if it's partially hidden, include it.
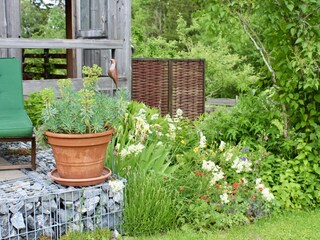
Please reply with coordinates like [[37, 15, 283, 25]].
[[132, 58, 205, 119]]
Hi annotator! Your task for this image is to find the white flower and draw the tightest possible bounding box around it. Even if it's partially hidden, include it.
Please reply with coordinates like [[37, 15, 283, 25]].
[[210, 170, 224, 185], [166, 114, 173, 123], [219, 141, 226, 151], [202, 160, 216, 172], [220, 193, 230, 204], [231, 157, 252, 173], [120, 149, 128, 158], [176, 108, 183, 117], [134, 143, 145, 155], [261, 188, 275, 202], [256, 178, 262, 185], [157, 141, 163, 146], [109, 180, 125, 193], [120, 143, 145, 158], [137, 108, 146, 116], [199, 132, 207, 149], [169, 123, 176, 131], [151, 113, 159, 120], [173, 117, 179, 123], [224, 151, 233, 161], [115, 143, 121, 151], [128, 134, 134, 140]]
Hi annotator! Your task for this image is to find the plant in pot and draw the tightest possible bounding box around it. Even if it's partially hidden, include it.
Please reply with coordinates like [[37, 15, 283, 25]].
[[37, 64, 127, 186]]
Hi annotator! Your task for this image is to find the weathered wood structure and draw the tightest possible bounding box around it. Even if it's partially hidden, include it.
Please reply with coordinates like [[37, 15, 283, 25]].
[[0, 0, 131, 95]]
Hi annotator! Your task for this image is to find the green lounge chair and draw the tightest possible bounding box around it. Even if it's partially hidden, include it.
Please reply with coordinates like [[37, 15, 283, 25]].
[[0, 58, 36, 170]]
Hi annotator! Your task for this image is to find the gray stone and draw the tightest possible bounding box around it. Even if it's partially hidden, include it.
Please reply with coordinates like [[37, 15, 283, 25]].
[[36, 214, 49, 228], [15, 181, 31, 189], [0, 203, 8, 214], [101, 213, 121, 229], [42, 200, 58, 214], [62, 200, 74, 208], [84, 196, 100, 216], [25, 202, 35, 212], [26, 197, 39, 203], [84, 188, 101, 199], [70, 222, 83, 232], [0, 222, 10, 238], [113, 192, 123, 203], [27, 215, 36, 230], [41, 227, 56, 239], [100, 192, 109, 206], [42, 193, 56, 201], [83, 218, 94, 231], [59, 191, 80, 202], [29, 182, 43, 191], [0, 214, 8, 226], [11, 212, 25, 230], [9, 201, 24, 214], [107, 199, 116, 212], [102, 183, 110, 192], [16, 189, 28, 198], [9, 227, 18, 240], [58, 209, 74, 224]]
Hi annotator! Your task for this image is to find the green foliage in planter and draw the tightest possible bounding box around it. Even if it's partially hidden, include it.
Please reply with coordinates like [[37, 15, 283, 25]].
[[37, 64, 128, 147], [24, 91, 46, 128]]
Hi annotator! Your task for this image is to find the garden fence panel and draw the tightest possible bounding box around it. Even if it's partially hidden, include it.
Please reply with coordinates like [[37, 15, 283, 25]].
[[132, 58, 205, 119]]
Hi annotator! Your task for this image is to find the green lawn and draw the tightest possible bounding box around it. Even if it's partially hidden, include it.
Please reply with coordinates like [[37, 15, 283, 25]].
[[60, 209, 320, 240], [124, 209, 320, 240]]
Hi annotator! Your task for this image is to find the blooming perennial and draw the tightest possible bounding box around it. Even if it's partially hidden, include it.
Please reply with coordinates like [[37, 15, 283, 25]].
[[120, 143, 145, 158], [109, 180, 125, 193], [175, 108, 183, 119], [255, 178, 275, 202], [231, 156, 252, 173], [202, 160, 225, 185], [199, 132, 207, 149], [220, 193, 230, 204], [219, 141, 226, 152]]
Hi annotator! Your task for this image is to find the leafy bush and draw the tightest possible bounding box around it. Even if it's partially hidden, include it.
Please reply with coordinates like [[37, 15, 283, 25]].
[[24, 91, 46, 127], [197, 92, 284, 152]]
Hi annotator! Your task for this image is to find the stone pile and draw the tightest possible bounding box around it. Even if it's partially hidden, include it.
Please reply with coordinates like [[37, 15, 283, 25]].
[[0, 142, 125, 240]]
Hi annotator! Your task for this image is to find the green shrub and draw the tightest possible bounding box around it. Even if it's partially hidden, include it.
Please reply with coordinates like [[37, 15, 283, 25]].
[[197, 92, 284, 153], [24, 91, 46, 128]]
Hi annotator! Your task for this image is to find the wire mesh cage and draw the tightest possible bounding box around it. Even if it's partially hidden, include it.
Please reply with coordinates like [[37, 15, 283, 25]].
[[0, 175, 125, 240], [132, 58, 205, 119]]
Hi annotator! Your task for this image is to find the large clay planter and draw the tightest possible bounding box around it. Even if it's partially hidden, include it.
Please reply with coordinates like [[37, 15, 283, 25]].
[[45, 128, 114, 179]]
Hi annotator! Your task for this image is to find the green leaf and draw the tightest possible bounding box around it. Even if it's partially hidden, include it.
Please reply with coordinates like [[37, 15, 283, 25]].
[[286, 4, 294, 11], [295, 38, 303, 44]]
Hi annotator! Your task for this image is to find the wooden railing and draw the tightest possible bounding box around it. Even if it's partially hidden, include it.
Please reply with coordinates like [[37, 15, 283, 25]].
[[22, 49, 67, 80]]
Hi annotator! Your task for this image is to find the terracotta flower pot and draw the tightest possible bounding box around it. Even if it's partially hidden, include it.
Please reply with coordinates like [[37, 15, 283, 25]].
[[45, 128, 114, 179]]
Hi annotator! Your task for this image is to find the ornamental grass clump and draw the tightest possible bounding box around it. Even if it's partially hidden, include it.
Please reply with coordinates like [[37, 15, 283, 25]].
[[37, 64, 127, 147]]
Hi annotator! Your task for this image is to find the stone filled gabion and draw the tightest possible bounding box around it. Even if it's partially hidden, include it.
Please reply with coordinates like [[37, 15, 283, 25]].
[[0, 142, 125, 240]]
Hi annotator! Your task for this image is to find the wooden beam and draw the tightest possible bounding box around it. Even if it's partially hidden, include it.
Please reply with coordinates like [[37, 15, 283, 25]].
[[0, 38, 124, 49], [23, 77, 127, 97]]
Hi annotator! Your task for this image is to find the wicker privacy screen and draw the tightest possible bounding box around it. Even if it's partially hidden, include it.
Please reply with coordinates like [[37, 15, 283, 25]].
[[132, 58, 205, 119]]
